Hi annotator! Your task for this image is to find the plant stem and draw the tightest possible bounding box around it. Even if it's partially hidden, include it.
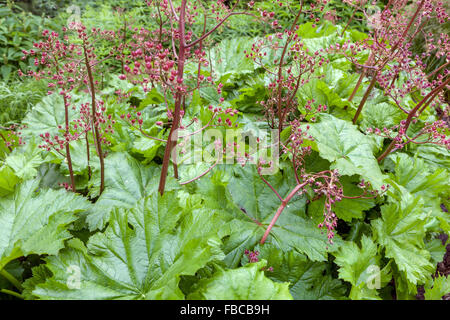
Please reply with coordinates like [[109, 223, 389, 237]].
[[352, 74, 377, 124], [348, 53, 374, 105], [341, 8, 356, 37], [351, 1, 425, 124], [0, 289, 24, 299], [377, 77, 450, 162], [260, 181, 308, 244], [0, 132, 12, 152], [389, 0, 425, 54], [54, 53, 76, 192], [276, 4, 304, 138], [63, 96, 76, 192], [85, 132, 91, 179], [0, 269, 23, 292], [83, 43, 105, 195], [158, 0, 187, 195]]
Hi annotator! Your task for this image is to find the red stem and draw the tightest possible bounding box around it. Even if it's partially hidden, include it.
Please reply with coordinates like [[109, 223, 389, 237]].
[[352, 75, 377, 124], [341, 9, 356, 37], [185, 0, 248, 48], [260, 181, 308, 244], [276, 4, 304, 137], [53, 54, 76, 192], [158, 0, 187, 195], [0, 132, 12, 152], [83, 43, 105, 195], [63, 96, 76, 192], [85, 132, 91, 180], [352, 1, 425, 124], [377, 77, 450, 163]]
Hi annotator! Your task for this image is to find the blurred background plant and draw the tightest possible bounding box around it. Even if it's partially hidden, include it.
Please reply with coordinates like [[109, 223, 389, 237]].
[[0, 1, 54, 82], [0, 78, 47, 125]]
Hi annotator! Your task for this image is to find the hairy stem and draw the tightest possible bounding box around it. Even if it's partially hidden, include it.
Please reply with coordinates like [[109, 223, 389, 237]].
[[85, 132, 91, 179], [0, 132, 12, 152], [348, 53, 374, 105], [53, 54, 76, 192], [341, 8, 356, 37]]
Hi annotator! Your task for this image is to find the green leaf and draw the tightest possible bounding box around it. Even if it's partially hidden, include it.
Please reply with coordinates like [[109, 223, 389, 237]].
[[387, 153, 449, 233], [307, 113, 385, 189], [372, 191, 434, 285], [424, 238, 447, 266], [334, 236, 391, 300], [22, 94, 78, 139], [188, 261, 293, 300], [411, 144, 450, 169], [0, 166, 19, 196], [335, 235, 378, 286], [424, 276, 450, 300], [297, 22, 338, 39], [87, 152, 178, 231], [230, 83, 266, 113], [22, 264, 52, 300], [0, 260, 23, 290], [256, 244, 346, 300], [361, 100, 404, 132], [207, 37, 255, 83], [33, 193, 225, 300], [388, 153, 449, 199], [0, 179, 91, 271], [139, 87, 165, 108], [5, 141, 42, 180], [131, 136, 162, 163]]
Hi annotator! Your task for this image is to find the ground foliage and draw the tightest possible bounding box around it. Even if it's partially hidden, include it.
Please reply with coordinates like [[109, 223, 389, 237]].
[[0, 0, 449, 301]]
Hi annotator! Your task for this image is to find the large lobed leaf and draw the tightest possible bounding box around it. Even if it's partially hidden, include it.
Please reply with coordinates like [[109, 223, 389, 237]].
[[32, 192, 226, 300], [254, 244, 346, 300], [334, 236, 391, 300], [307, 113, 385, 189], [371, 191, 435, 285], [86, 152, 178, 231], [196, 166, 337, 267], [188, 261, 293, 300], [0, 179, 91, 271]]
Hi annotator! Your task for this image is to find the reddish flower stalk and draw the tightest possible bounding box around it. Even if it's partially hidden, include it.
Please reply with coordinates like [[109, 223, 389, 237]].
[[22, 30, 79, 191], [377, 76, 450, 162], [153, 0, 256, 195], [63, 95, 76, 192], [351, 0, 427, 124], [275, 5, 304, 137], [352, 0, 448, 124], [259, 167, 381, 245], [158, 0, 188, 195], [83, 43, 105, 195], [0, 132, 12, 153], [260, 180, 309, 244], [347, 53, 374, 105]]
